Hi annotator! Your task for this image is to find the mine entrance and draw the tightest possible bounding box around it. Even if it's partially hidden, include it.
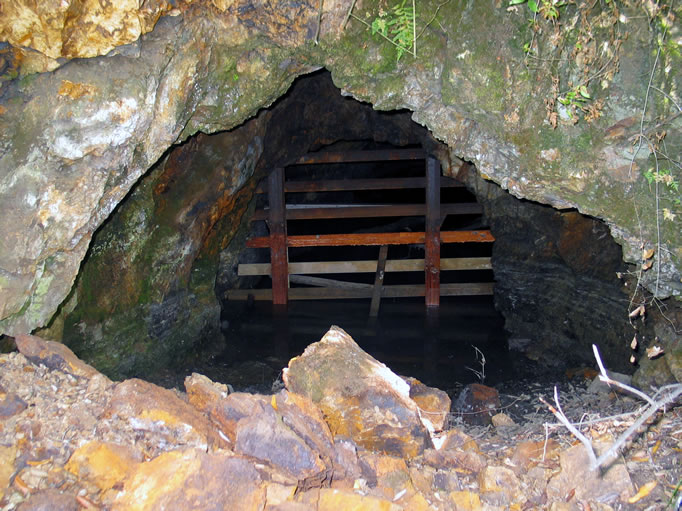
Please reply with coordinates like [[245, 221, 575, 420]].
[[219, 144, 509, 391]]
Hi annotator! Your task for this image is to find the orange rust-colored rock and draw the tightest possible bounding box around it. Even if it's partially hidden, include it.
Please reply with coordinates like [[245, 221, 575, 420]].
[[14, 334, 105, 381], [102, 378, 225, 453], [510, 439, 560, 475], [478, 465, 524, 504], [403, 376, 451, 432], [317, 488, 402, 511], [283, 326, 433, 459], [441, 428, 480, 453], [362, 453, 412, 500], [65, 441, 142, 491], [0, 445, 17, 500], [0, 0, 175, 60], [547, 435, 634, 504], [112, 449, 268, 511], [454, 383, 501, 426], [186, 374, 334, 485], [449, 490, 483, 510]]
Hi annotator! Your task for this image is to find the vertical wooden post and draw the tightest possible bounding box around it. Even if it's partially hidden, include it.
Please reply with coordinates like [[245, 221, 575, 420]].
[[268, 167, 288, 306], [424, 306, 439, 375], [369, 245, 389, 318], [425, 157, 441, 307]]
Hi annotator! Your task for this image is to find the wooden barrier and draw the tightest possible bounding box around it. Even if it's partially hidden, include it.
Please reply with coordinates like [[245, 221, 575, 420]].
[[231, 149, 495, 309]]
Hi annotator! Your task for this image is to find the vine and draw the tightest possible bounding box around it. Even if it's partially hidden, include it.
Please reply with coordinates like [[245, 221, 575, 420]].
[[506, 1, 681, 359], [506, 0, 626, 126]]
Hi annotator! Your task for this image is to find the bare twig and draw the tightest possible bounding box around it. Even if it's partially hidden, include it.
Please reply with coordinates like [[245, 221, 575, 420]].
[[541, 344, 682, 471], [593, 345, 655, 406], [593, 384, 682, 469], [315, 0, 324, 44], [342, 0, 357, 29], [465, 345, 486, 383], [540, 387, 598, 468]]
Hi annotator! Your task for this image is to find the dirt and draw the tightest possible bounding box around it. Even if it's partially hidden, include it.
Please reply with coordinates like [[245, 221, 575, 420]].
[[1, 347, 681, 510]]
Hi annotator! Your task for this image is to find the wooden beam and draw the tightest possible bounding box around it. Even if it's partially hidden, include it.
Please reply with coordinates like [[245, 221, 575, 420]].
[[425, 156, 441, 307], [288, 275, 372, 289], [246, 230, 494, 248], [251, 202, 482, 221], [294, 149, 425, 165], [268, 167, 288, 305], [255, 176, 464, 193], [369, 245, 389, 318], [238, 257, 492, 276], [224, 282, 494, 301]]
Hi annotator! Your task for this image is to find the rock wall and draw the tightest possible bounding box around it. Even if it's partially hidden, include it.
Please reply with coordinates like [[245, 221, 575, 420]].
[[458, 165, 634, 373], [0, 2, 680, 375], [54, 72, 429, 379]]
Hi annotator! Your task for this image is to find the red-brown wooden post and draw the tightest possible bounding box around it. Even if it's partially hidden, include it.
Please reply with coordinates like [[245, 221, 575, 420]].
[[425, 157, 441, 307], [268, 167, 288, 305]]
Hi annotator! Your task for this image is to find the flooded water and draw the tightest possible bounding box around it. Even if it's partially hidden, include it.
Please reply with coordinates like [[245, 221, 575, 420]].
[[217, 295, 511, 392]]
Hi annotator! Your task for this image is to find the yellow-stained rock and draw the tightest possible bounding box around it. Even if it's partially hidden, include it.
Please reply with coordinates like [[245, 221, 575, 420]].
[[317, 488, 402, 511], [102, 378, 227, 454], [362, 453, 412, 500], [403, 377, 451, 432], [0, 0, 174, 60], [265, 483, 297, 507], [449, 490, 482, 511], [65, 441, 142, 491], [187, 375, 334, 485], [422, 447, 487, 474], [113, 449, 267, 511], [478, 465, 524, 504], [283, 326, 433, 459], [441, 428, 480, 453], [547, 435, 634, 504], [0, 445, 17, 498], [510, 439, 560, 474], [396, 491, 431, 511]]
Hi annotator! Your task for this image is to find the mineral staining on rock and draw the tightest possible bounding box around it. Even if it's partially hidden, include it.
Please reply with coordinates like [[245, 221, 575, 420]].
[[3, 329, 672, 510], [283, 326, 449, 458], [0, 1, 680, 381]]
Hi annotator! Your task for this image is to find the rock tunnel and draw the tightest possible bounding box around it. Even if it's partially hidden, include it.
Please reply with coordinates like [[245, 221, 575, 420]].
[[1, 2, 682, 509], [0, 1, 680, 391]]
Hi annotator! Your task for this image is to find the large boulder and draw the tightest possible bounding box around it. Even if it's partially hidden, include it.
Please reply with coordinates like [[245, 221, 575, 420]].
[[283, 326, 444, 459]]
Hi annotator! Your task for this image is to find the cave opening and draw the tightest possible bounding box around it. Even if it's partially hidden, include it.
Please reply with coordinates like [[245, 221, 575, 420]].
[[46, 70, 634, 398], [218, 140, 507, 392]]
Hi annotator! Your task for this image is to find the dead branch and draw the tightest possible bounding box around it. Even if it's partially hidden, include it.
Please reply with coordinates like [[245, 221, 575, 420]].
[[540, 344, 682, 471]]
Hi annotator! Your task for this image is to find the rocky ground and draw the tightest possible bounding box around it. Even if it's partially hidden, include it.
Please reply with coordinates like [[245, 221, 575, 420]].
[[1, 329, 681, 511]]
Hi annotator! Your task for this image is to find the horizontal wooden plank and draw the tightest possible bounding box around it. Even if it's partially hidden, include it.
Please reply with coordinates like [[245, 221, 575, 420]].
[[251, 202, 482, 221], [238, 257, 492, 276], [255, 176, 464, 193], [295, 149, 425, 165], [288, 274, 373, 289], [246, 230, 495, 248], [224, 282, 494, 300], [237, 323, 495, 342]]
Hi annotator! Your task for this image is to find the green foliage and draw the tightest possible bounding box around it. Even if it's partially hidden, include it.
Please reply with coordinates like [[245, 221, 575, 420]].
[[643, 168, 681, 215], [509, 0, 566, 19], [370, 0, 415, 61]]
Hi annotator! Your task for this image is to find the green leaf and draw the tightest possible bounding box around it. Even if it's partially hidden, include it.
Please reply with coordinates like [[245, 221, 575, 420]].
[[527, 0, 539, 12], [579, 85, 591, 99], [509, 0, 527, 5], [558, 97, 571, 105]]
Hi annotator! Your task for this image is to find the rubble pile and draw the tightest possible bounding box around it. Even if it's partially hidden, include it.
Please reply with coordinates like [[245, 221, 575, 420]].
[[1, 328, 680, 510]]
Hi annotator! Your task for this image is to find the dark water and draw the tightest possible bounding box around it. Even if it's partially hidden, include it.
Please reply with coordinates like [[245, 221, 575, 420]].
[[218, 295, 511, 392]]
